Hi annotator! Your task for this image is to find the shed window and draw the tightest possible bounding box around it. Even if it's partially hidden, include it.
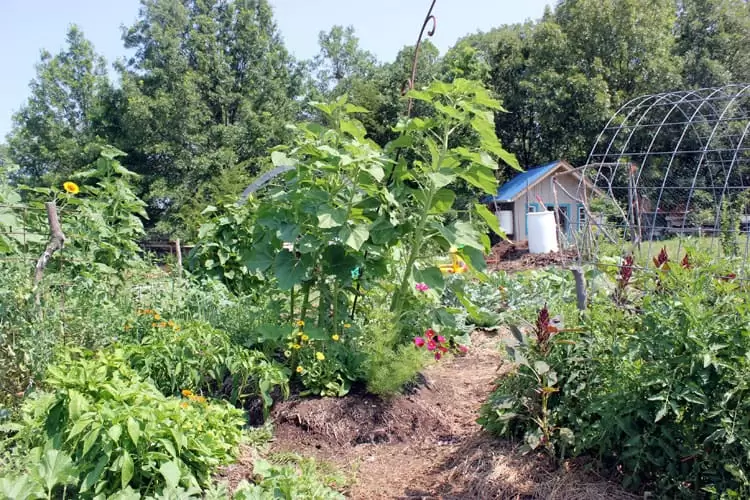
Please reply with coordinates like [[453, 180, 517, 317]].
[[578, 205, 586, 228]]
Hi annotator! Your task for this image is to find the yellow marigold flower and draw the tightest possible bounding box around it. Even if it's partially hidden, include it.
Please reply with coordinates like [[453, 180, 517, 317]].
[[159, 321, 167, 328], [332, 334, 340, 341], [301, 334, 310, 342], [296, 320, 305, 327], [344, 323, 351, 329], [181, 389, 193, 397], [167, 320, 175, 327], [296, 366, 303, 373], [153, 313, 161, 320], [292, 344, 301, 350], [180, 402, 189, 409], [63, 181, 80, 194], [151, 322, 157, 327], [316, 352, 325, 361]]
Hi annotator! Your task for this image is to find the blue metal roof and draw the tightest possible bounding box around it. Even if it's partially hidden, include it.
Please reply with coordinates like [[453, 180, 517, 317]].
[[483, 161, 562, 203]]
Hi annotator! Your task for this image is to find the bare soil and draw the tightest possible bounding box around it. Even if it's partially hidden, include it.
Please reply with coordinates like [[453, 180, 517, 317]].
[[487, 240, 579, 273], [223, 330, 634, 499]]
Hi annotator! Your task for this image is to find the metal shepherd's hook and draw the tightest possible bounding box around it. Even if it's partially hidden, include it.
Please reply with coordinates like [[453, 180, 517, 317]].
[[402, 0, 437, 117]]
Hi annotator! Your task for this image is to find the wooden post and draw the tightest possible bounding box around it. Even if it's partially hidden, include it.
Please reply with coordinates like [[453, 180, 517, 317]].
[[175, 239, 183, 278], [33, 202, 66, 305], [570, 267, 587, 311]]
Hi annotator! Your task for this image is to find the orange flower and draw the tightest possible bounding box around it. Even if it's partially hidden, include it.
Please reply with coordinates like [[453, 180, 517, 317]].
[[181, 389, 193, 397]]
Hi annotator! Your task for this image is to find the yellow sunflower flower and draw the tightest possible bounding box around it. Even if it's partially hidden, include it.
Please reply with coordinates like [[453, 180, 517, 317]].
[[63, 181, 80, 194], [292, 344, 301, 350], [301, 334, 310, 342], [315, 352, 325, 361], [296, 320, 305, 327]]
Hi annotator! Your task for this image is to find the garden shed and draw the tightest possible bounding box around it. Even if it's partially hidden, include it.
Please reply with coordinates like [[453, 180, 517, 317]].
[[484, 160, 601, 242]]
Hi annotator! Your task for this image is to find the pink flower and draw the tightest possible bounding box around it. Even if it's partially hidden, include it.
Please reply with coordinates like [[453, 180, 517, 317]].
[[414, 337, 425, 347], [458, 345, 468, 354], [427, 340, 437, 351], [434, 352, 442, 361], [415, 282, 429, 292], [437, 335, 446, 343]]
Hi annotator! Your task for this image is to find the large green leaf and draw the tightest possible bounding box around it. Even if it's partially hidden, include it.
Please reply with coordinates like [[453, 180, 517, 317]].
[[37, 449, 77, 492], [242, 245, 274, 272], [459, 165, 497, 195], [273, 251, 311, 290], [339, 224, 369, 251], [159, 461, 181, 489], [120, 450, 134, 489], [474, 204, 506, 238], [429, 189, 456, 215], [414, 265, 445, 291], [317, 207, 347, 228]]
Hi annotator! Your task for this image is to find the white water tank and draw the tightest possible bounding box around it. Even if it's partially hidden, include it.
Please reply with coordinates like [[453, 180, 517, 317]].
[[527, 211, 559, 254], [496, 210, 514, 236]]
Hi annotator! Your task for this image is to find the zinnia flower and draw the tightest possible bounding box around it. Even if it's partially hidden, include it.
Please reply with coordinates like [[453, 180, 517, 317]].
[[296, 320, 305, 327], [427, 340, 437, 351], [63, 181, 80, 194], [181, 389, 193, 397], [332, 334, 340, 341], [296, 366, 303, 373], [415, 282, 429, 292], [434, 352, 442, 361], [292, 343, 301, 350], [316, 352, 325, 361], [301, 334, 310, 342], [437, 335, 446, 343], [414, 337, 425, 347]]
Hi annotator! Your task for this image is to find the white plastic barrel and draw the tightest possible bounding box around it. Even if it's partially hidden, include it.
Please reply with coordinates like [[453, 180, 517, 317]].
[[497, 210, 514, 236], [527, 211, 559, 253]]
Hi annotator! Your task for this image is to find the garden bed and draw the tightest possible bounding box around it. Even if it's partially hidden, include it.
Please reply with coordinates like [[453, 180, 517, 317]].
[[220, 330, 632, 499], [488, 240, 578, 273]]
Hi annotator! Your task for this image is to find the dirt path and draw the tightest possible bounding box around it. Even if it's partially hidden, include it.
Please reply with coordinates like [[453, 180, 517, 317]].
[[226, 330, 632, 499]]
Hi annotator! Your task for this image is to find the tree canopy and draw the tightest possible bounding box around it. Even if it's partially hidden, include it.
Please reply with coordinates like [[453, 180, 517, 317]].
[[4, 0, 750, 238]]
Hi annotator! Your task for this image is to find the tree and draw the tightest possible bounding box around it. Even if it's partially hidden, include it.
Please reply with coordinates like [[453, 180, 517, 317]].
[[7, 26, 111, 181], [676, 0, 750, 88], [310, 25, 377, 98], [117, 0, 303, 236]]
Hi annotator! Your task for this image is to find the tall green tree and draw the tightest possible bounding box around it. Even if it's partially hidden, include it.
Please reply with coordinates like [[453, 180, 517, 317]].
[[310, 25, 378, 97], [7, 26, 111, 181], [676, 0, 750, 87], [117, 0, 303, 236]]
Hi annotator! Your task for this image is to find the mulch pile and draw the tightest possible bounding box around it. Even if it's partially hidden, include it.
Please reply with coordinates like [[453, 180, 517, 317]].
[[487, 240, 578, 272]]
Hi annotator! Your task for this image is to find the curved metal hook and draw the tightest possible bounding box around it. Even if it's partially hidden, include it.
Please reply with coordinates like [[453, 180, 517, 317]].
[[405, 0, 437, 117]]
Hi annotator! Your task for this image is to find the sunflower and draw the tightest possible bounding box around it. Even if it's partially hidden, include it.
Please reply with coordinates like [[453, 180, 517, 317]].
[[63, 181, 80, 194]]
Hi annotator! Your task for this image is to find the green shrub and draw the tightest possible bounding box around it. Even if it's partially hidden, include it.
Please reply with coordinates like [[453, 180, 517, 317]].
[[480, 260, 750, 497], [124, 317, 289, 413], [0, 349, 246, 498]]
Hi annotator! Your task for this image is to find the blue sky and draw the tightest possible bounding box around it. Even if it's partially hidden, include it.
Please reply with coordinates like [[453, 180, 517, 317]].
[[0, 0, 552, 139]]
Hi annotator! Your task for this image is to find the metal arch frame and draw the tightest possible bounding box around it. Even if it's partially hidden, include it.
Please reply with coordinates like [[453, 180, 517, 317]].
[[582, 84, 750, 263]]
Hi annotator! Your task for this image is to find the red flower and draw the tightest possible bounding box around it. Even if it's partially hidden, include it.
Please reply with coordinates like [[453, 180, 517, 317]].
[[653, 247, 669, 269], [619, 255, 634, 288], [414, 337, 425, 347], [427, 340, 437, 351], [681, 253, 691, 269], [434, 352, 442, 360], [425, 328, 436, 338]]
